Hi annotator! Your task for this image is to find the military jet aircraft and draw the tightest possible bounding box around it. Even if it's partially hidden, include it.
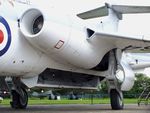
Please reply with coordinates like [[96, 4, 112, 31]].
[[0, 0, 150, 110]]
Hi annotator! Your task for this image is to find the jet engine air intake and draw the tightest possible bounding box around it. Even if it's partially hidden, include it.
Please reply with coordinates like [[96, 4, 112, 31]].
[[20, 8, 71, 56], [32, 15, 43, 34], [20, 8, 44, 36]]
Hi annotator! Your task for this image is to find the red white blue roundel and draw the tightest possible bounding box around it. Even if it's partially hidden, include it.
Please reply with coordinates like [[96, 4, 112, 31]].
[[0, 16, 11, 57]]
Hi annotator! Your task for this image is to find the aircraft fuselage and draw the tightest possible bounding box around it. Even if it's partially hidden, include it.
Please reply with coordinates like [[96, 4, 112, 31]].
[[0, 0, 115, 78]]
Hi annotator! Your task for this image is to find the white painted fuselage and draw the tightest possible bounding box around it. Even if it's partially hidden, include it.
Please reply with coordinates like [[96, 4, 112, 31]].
[[0, 0, 115, 78]]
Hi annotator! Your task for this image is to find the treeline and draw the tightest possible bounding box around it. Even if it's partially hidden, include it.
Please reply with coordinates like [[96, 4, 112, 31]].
[[100, 74, 150, 98]]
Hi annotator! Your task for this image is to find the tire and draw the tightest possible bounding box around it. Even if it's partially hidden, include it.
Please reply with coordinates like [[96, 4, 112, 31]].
[[10, 90, 20, 109], [110, 89, 124, 110], [18, 88, 28, 109], [10, 88, 28, 109]]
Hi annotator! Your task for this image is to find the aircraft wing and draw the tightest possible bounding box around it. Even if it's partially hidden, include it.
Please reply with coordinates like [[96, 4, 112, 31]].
[[77, 5, 108, 19], [123, 53, 150, 77], [77, 3, 150, 19], [90, 32, 150, 51], [123, 53, 150, 69]]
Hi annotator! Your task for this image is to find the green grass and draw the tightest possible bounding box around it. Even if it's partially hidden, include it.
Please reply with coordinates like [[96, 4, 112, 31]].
[[0, 98, 138, 106]]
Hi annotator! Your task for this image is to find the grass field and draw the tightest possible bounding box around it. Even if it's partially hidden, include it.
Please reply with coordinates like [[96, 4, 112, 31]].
[[0, 98, 138, 106]]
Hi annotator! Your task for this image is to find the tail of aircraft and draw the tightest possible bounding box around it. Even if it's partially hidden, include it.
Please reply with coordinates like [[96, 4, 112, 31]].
[[77, 3, 150, 32]]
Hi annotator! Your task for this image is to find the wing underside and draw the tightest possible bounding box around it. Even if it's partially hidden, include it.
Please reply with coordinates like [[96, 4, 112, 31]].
[[90, 32, 150, 51]]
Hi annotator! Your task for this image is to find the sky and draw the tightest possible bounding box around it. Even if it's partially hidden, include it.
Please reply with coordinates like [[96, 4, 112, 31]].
[[53, 0, 150, 35]]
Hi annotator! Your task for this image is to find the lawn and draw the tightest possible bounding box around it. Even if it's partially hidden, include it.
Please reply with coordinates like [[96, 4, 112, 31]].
[[0, 98, 138, 106]]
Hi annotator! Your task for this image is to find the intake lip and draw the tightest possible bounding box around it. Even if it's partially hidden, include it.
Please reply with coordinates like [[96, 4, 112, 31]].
[[20, 8, 44, 38]]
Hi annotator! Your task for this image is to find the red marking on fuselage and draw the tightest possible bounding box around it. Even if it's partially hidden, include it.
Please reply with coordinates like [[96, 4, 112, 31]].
[[0, 30, 4, 44]]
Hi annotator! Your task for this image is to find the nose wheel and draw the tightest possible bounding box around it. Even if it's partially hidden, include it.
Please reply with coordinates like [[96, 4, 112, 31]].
[[10, 88, 28, 109]]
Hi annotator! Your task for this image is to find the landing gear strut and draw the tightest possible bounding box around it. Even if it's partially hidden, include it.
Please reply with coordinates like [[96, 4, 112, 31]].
[[106, 50, 124, 110], [10, 78, 28, 109]]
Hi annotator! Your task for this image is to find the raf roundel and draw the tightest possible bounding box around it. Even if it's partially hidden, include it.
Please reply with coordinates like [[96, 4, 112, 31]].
[[0, 16, 11, 57]]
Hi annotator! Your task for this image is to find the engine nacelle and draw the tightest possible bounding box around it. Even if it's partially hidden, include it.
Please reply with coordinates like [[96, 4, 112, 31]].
[[20, 8, 70, 54], [20, 8, 114, 69], [20, 9, 43, 36]]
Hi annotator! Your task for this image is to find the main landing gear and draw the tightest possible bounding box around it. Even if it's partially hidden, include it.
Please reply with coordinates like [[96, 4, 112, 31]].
[[10, 78, 28, 109], [106, 50, 124, 110], [110, 89, 124, 110]]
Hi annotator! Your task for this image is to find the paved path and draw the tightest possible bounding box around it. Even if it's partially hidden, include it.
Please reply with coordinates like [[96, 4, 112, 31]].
[[0, 104, 149, 113]]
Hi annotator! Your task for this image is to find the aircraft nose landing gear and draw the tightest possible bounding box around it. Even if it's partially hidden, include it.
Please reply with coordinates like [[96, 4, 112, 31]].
[[10, 78, 28, 109]]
